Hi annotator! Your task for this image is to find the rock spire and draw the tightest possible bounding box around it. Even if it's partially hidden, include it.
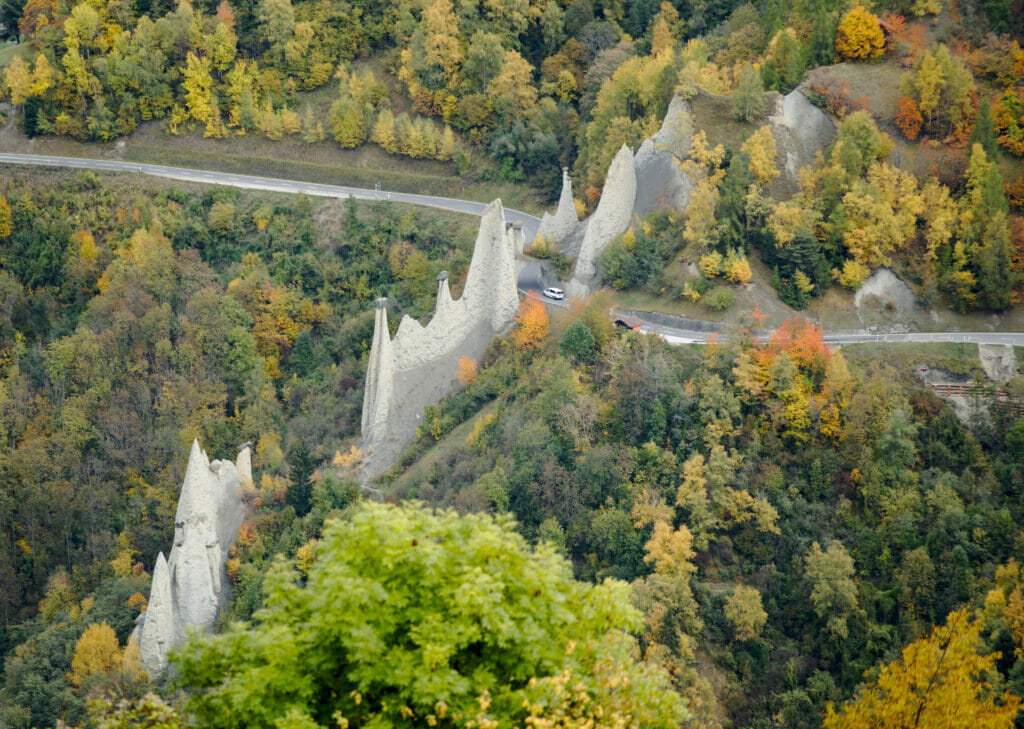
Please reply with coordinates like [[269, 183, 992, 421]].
[[567, 144, 637, 297], [536, 167, 581, 244], [360, 200, 519, 477], [134, 440, 248, 676]]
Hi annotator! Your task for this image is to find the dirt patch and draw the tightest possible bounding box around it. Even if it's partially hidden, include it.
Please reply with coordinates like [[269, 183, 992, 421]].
[[802, 62, 905, 126], [314, 198, 347, 250], [688, 89, 763, 152]]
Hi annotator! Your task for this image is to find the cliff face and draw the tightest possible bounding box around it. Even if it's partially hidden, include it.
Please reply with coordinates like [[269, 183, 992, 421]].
[[134, 440, 248, 676], [769, 90, 836, 191], [633, 95, 696, 220], [361, 201, 520, 478], [567, 144, 638, 298]]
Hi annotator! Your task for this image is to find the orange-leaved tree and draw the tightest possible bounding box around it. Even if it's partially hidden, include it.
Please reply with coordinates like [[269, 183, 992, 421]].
[[511, 291, 549, 350], [456, 355, 478, 384], [836, 7, 885, 61], [894, 95, 924, 140], [823, 609, 1021, 729]]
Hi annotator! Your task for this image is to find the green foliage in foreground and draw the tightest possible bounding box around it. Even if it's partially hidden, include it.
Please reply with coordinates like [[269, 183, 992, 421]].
[[174, 502, 688, 729]]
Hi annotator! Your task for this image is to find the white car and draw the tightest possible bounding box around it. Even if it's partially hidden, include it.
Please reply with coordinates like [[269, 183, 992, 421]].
[[542, 287, 565, 300]]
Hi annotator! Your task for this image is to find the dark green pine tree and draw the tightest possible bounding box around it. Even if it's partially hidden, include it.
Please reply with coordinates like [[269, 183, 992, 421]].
[[559, 320, 598, 362], [715, 151, 754, 253], [289, 329, 315, 378], [286, 442, 316, 517], [970, 150, 1013, 310], [969, 98, 999, 161]]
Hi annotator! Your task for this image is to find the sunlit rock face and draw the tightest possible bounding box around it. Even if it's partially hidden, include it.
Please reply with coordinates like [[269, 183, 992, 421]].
[[567, 144, 638, 298], [135, 440, 247, 676], [769, 90, 836, 189], [360, 201, 519, 478]]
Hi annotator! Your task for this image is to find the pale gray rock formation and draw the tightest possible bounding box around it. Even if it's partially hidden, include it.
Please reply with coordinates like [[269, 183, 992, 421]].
[[361, 201, 519, 478], [536, 168, 581, 244], [361, 298, 394, 447], [633, 95, 696, 219], [235, 445, 253, 485], [854, 268, 916, 317], [134, 440, 248, 677], [506, 221, 527, 256], [567, 145, 638, 298], [769, 90, 836, 190], [978, 344, 1018, 383], [136, 553, 172, 675]]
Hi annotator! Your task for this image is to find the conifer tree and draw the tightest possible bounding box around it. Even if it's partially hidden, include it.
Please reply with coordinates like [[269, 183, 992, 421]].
[[970, 98, 999, 160]]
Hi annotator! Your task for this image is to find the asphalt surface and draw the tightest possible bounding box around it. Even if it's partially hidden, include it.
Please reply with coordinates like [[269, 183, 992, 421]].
[[0, 152, 543, 243], [643, 323, 1024, 347], [3, 152, 1023, 349]]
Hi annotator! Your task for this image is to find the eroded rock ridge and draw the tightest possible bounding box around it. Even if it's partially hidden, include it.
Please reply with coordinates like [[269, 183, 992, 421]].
[[134, 440, 249, 676], [361, 200, 520, 477]]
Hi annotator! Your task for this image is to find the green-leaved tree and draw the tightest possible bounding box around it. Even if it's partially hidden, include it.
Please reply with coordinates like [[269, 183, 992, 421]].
[[175, 502, 689, 729]]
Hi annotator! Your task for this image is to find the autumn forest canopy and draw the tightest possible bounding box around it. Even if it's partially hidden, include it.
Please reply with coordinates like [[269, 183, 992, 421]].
[[2, 0, 1024, 726]]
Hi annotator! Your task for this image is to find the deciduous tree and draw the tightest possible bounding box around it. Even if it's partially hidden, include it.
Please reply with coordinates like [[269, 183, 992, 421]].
[[823, 609, 1020, 729], [835, 7, 885, 61], [512, 291, 549, 350], [70, 622, 121, 687], [724, 584, 767, 640], [175, 502, 689, 729]]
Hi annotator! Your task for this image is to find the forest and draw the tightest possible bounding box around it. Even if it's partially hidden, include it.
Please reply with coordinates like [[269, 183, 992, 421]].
[[1, 167, 1024, 729], [1, 0, 1024, 724]]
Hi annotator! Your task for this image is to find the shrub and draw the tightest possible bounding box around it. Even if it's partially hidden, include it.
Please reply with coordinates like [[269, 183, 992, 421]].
[[704, 286, 735, 311]]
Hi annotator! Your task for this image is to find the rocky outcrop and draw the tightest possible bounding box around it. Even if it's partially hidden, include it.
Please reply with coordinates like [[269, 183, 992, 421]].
[[979, 344, 1018, 383], [361, 201, 519, 478], [562, 97, 697, 298], [769, 90, 836, 190], [361, 298, 395, 447], [536, 168, 581, 244], [854, 269, 917, 317], [567, 145, 638, 297], [134, 440, 248, 677], [633, 95, 696, 219]]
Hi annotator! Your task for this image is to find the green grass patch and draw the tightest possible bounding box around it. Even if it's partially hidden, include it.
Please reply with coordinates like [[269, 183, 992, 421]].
[[0, 42, 35, 67], [837, 342, 1010, 379], [689, 90, 761, 151]]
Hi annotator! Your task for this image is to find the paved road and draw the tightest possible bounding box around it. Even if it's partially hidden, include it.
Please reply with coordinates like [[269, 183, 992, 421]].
[[642, 323, 1024, 347], [2, 152, 1022, 348], [0, 152, 543, 243]]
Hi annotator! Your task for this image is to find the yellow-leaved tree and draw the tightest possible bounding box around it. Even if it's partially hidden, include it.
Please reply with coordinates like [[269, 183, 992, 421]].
[[835, 7, 885, 61], [456, 355, 478, 385], [71, 622, 122, 687], [724, 584, 767, 641], [0, 195, 12, 238], [511, 292, 550, 351], [823, 609, 1021, 729], [741, 125, 780, 186]]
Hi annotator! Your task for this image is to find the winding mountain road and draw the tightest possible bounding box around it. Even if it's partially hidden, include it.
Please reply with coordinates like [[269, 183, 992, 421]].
[[0, 152, 543, 243], [2, 152, 1022, 349]]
